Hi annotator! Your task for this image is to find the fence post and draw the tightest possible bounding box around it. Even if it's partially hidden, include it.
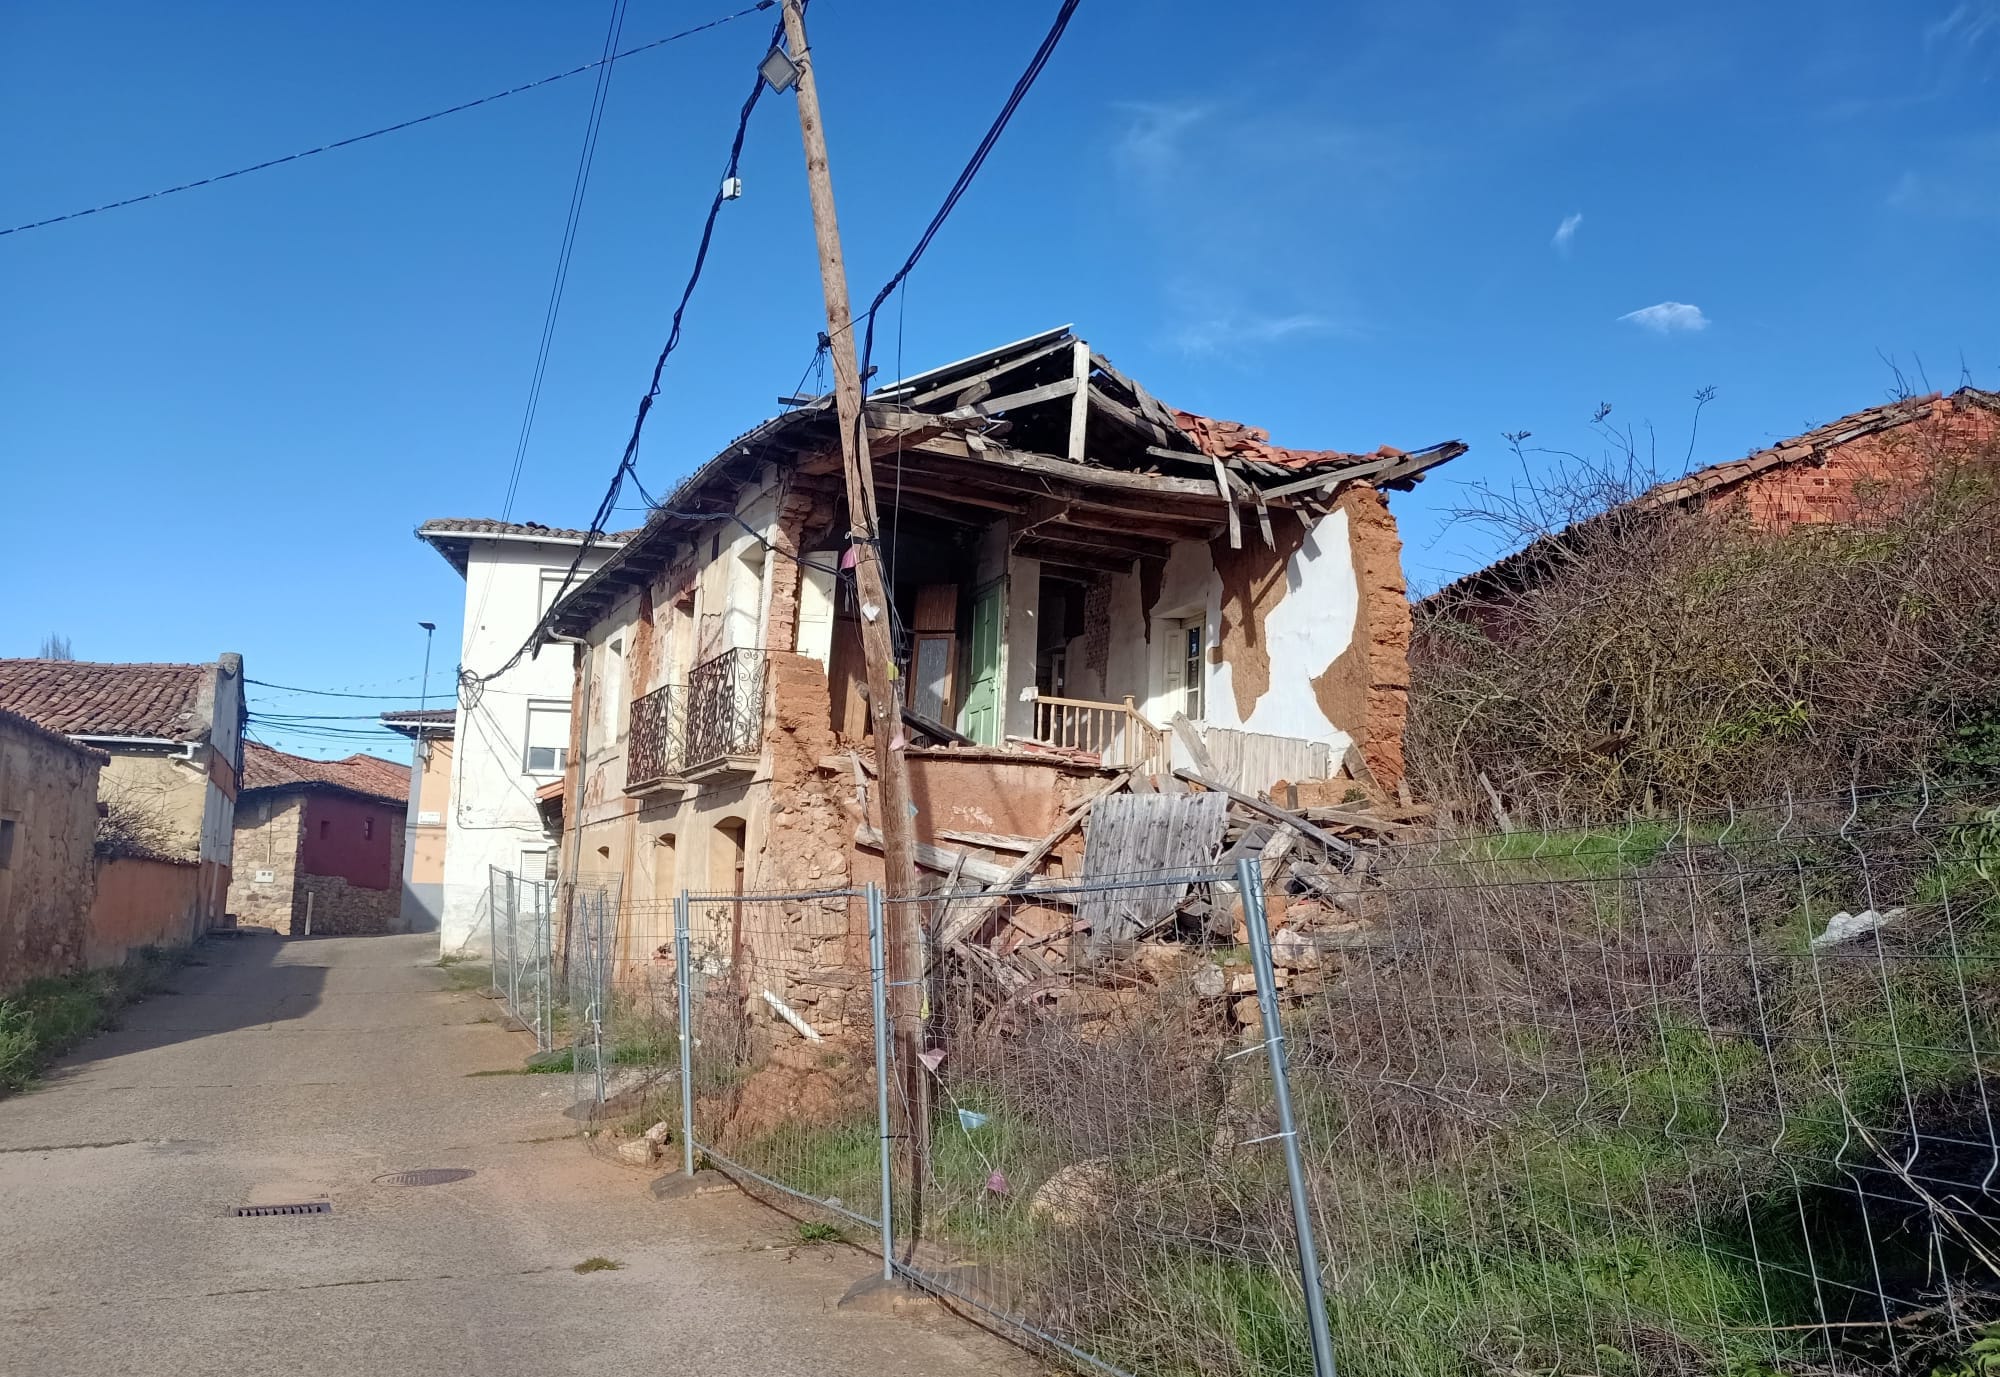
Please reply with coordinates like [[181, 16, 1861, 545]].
[[488, 867, 500, 997], [1237, 855, 1337, 1377], [866, 882, 895, 1283], [674, 889, 695, 1179]]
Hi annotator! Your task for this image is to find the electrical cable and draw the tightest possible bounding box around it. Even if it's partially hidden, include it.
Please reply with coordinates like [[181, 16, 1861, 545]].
[[853, 0, 1082, 391], [499, 0, 631, 524], [0, 2, 776, 238], [247, 678, 442, 701], [461, 6, 790, 701]]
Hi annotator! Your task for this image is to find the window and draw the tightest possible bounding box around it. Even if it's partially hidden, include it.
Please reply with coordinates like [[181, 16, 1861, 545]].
[[1161, 613, 1206, 722], [603, 637, 626, 741], [524, 701, 570, 774], [319, 819, 331, 841], [362, 816, 375, 841], [0, 818, 15, 870], [537, 568, 572, 616], [1182, 620, 1204, 721]]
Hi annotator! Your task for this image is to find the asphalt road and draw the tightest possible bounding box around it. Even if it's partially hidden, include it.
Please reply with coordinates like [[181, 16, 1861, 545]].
[[0, 930, 1023, 1377]]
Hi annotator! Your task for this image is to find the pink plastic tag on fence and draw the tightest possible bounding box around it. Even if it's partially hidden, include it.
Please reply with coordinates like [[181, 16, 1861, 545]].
[[841, 545, 858, 570], [986, 1170, 1010, 1196], [889, 731, 907, 751], [918, 1048, 946, 1074]]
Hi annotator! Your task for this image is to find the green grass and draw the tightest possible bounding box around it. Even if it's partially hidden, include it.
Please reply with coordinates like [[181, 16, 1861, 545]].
[[0, 945, 184, 1095], [795, 1221, 844, 1244], [438, 962, 492, 992], [572, 1256, 623, 1273]]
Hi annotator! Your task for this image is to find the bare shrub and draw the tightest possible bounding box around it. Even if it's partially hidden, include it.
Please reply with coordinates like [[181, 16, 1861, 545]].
[[1410, 409, 2000, 816], [94, 788, 182, 861]]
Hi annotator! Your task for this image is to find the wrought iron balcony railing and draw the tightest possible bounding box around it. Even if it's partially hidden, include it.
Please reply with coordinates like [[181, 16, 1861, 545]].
[[685, 647, 765, 773], [626, 682, 687, 793]]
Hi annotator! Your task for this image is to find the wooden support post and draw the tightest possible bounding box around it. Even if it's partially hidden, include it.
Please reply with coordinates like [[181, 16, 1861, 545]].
[[1066, 337, 1091, 461], [778, 0, 926, 1246]]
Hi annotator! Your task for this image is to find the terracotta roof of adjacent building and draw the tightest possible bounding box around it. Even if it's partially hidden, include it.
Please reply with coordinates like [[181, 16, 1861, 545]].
[[379, 707, 455, 737], [0, 705, 112, 763], [0, 660, 210, 740], [241, 741, 410, 804], [1427, 385, 2000, 605]]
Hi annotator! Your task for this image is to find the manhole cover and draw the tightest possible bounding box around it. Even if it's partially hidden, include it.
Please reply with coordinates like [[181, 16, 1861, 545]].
[[377, 1168, 475, 1187], [233, 1201, 332, 1217]]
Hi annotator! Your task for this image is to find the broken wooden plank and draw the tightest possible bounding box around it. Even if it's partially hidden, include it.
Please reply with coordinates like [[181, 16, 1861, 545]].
[[935, 828, 1041, 854], [943, 376, 1079, 421], [853, 826, 1014, 886], [1171, 769, 1358, 859], [1169, 712, 1214, 776], [902, 335, 1076, 408], [1211, 453, 1242, 549], [1066, 338, 1091, 461], [937, 770, 1133, 948]]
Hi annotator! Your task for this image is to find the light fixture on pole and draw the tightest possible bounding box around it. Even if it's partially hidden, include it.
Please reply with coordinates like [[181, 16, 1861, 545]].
[[417, 622, 437, 712], [758, 45, 799, 93]]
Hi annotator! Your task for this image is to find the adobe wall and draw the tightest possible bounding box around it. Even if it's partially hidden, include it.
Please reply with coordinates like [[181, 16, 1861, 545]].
[[0, 716, 102, 990], [88, 856, 202, 966]]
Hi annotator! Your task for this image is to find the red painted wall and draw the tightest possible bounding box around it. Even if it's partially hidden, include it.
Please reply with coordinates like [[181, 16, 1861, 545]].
[[299, 793, 399, 891]]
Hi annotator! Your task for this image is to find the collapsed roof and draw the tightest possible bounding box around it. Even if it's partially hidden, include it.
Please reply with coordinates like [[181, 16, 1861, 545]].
[[548, 326, 1465, 636]]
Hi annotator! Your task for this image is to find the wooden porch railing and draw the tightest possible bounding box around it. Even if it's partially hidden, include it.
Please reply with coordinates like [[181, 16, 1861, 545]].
[[1028, 694, 1170, 772]]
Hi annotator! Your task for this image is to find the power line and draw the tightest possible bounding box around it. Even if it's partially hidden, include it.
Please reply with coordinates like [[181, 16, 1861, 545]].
[[463, 7, 789, 698], [247, 678, 438, 701], [499, 0, 631, 523], [0, 1, 774, 239], [855, 0, 1082, 387]]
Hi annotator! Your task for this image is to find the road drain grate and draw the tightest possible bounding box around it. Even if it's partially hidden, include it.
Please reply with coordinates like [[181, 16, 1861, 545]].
[[233, 1201, 332, 1217], [378, 1168, 474, 1187]]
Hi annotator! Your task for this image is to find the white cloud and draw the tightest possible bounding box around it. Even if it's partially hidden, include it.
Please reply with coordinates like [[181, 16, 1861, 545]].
[[1111, 100, 1214, 183], [1552, 211, 1583, 253], [1172, 311, 1332, 357], [1618, 301, 1710, 334], [1925, 2, 2000, 49]]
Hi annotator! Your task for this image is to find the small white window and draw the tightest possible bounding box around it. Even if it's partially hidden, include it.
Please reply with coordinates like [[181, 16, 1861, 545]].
[[538, 568, 573, 616], [603, 637, 626, 741], [524, 701, 570, 775]]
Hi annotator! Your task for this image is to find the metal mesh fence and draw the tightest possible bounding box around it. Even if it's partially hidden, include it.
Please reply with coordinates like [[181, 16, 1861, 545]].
[[616, 785, 2000, 1377], [487, 866, 554, 1053], [1277, 787, 2000, 1377], [884, 869, 1313, 1377], [681, 886, 888, 1239]]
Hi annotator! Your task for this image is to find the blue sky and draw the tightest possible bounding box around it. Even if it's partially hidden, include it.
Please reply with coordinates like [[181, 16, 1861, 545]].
[[4, 1, 1997, 757]]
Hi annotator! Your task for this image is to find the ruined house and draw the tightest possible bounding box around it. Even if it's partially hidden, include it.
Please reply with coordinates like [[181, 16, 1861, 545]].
[[539, 327, 1462, 981], [1428, 386, 2000, 610]]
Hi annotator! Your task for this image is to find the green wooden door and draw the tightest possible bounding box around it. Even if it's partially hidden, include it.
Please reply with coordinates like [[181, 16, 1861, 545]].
[[960, 582, 1002, 746]]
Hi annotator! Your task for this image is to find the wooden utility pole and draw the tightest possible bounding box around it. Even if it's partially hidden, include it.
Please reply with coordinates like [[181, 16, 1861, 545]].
[[777, 0, 927, 1219]]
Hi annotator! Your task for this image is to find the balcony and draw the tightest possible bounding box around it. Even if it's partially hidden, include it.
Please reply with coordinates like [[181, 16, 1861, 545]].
[[683, 647, 766, 783], [1019, 693, 1170, 773], [626, 683, 688, 796]]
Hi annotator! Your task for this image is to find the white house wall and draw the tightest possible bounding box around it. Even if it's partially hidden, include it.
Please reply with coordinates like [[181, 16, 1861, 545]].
[[440, 539, 615, 956]]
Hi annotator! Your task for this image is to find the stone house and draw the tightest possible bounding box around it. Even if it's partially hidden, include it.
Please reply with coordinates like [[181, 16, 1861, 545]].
[[0, 655, 245, 938], [380, 708, 454, 933], [412, 519, 629, 957], [228, 744, 410, 935], [0, 708, 106, 990], [537, 326, 1463, 1003]]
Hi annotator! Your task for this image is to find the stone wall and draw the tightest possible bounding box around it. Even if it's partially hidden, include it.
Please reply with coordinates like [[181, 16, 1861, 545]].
[[227, 793, 303, 931], [0, 714, 103, 990], [294, 870, 402, 936]]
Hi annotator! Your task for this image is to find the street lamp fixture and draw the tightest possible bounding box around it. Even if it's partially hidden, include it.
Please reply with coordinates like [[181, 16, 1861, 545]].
[[758, 45, 799, 93]]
